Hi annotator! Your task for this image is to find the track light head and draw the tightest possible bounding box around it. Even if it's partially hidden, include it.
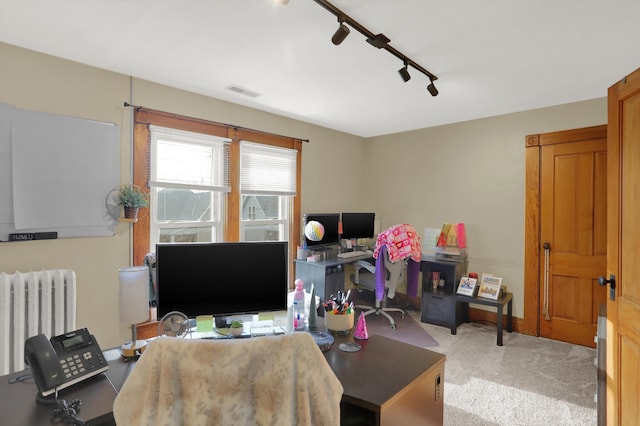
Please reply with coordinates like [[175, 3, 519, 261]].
[[398, 61, 411, 82], [331, 18, 350, 45], [427, 78, 439, 97]]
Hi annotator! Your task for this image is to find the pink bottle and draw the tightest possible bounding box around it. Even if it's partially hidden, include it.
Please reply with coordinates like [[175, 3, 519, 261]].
[[293, 279, 306, 331]]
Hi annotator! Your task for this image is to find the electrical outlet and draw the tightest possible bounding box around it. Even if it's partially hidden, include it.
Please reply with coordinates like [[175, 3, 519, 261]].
[[435, 374, 441, 401]]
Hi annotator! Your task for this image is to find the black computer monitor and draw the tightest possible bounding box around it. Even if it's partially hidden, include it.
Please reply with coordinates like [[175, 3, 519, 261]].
[[155, 241, 288, 319], [340, 212, 376, 239], [303, 213, 341, 248]]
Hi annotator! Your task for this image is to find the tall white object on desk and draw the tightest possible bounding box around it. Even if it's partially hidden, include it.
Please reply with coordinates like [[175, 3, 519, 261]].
[[119, 266, 149, 357]]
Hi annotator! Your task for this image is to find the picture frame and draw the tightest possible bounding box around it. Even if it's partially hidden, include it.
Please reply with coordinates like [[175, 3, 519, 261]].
[[456, 277, 477, 296], [477, 275, 502, 300]]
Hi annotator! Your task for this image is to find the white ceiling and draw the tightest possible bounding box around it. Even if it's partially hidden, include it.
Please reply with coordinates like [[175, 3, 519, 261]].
[[1, 0, 639, 138]]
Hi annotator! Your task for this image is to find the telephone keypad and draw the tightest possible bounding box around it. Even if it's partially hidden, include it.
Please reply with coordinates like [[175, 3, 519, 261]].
[[59, 353, 97, 379]]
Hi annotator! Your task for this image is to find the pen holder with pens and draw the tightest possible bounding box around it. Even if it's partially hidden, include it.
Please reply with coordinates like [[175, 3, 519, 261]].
[[323, 290, 354, 333], [325, 311, 354, 333]]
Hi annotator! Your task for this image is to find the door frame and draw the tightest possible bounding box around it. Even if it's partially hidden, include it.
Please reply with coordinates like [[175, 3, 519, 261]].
[[523, 125, 608, 337]]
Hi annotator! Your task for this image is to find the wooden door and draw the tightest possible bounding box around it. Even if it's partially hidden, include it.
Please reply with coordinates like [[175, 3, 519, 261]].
[[606, 67, 640, 425], [539, 130, 608, 347]]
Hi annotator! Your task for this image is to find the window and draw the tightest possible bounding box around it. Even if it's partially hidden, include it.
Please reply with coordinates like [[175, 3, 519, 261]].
[[149, 126, 230, 246], [132, 108, 302, 279], [240, 141, 296, 242]]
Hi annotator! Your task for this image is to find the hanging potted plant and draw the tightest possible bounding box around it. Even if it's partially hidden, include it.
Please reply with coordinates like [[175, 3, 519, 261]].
[[117, 184, 149, 220]]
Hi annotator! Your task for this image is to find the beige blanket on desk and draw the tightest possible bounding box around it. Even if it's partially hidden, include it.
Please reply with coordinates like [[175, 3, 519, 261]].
[[113, 333, 343, 426]]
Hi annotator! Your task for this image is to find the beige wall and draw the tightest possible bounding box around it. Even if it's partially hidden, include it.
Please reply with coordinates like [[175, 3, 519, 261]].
[[0, 42, 607, 347], [0, 42, 363, 348], [367, 98, 606, 313]]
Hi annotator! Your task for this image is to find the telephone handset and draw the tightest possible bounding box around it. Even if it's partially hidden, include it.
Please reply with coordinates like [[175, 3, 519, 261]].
[[24, 328, 109, 397]]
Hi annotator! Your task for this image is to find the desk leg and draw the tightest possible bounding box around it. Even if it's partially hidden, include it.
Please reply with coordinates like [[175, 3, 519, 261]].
[[450, 298, 458, 335], [460, 300, 469, 323], [497, 304, 503, 346], [507, 299, 513, 333]]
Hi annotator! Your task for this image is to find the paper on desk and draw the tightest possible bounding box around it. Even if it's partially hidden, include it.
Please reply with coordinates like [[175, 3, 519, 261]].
[[423, 228, 440, 255], [258, 312, 275, 321], [196, 315, 213, 332]]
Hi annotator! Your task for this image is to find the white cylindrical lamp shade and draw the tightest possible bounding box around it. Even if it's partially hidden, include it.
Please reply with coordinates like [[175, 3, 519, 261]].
[[119, 266, 149, 324]]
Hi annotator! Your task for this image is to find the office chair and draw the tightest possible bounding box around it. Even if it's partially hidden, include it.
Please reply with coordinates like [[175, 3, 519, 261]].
[[350, 249, 407, 329], [113, 333, 342, 426], [350, 224, 422, 328]]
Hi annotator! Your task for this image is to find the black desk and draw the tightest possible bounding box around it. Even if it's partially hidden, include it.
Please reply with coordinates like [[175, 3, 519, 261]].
[[294, 253, 373, 314], [1, 333, 445, 426], [325, 333, 445, 426], [454, 292, 513, 346]]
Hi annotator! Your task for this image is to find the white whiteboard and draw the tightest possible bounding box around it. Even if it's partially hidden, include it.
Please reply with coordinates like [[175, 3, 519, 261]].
[[0, 103, 119, 240]]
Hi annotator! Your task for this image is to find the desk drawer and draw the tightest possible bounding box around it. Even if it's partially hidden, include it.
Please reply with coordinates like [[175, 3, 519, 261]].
[[421, 291, 466, 328], [421, 293, 451, 325]]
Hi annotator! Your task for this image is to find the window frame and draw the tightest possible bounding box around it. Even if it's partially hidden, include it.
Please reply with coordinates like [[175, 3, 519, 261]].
[[132, 108, 302, 285]]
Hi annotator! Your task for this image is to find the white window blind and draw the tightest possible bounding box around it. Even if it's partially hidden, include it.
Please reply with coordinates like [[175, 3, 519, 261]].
[[240, 141, 297, 195], [150, 125, 230, 192]]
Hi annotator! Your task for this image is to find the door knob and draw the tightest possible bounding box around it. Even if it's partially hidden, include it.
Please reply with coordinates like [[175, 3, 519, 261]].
[[598, 274, 616, 301]]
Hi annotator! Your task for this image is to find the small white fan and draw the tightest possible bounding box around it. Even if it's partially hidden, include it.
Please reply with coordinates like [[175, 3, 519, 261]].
[[158, 311, 190, 338]]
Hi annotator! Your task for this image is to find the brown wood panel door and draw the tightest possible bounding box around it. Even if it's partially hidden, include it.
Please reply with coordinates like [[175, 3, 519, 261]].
[[540, 138, 607, 347], [607, 67, 640, 425]]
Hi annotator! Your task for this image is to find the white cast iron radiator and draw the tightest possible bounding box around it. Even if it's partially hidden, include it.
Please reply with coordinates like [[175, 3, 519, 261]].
[[0, 269, 77, 375]]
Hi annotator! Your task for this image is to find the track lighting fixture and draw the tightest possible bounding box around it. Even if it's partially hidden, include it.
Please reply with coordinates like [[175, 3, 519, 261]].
[[427, 78, 439, 97], [366, 33, 390, 49], [331, 18, 350, 45], [398, 61, 411, 82], [313, 0, 439, 95]]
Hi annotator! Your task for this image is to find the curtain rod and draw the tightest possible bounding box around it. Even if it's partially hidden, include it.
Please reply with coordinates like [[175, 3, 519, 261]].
[[123, 102, 310, 143]]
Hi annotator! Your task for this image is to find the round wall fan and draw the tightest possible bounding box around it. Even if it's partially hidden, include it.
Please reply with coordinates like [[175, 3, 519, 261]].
[[157, 311, 190, 338]]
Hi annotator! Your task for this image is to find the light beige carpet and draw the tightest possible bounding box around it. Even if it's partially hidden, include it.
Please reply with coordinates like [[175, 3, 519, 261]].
[[413, 315, 597, 426]]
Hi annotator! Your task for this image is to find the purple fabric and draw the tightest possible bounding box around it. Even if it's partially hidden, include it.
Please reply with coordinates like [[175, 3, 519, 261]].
[[375, 245, 420, 300], [375, 246, 387, 301]]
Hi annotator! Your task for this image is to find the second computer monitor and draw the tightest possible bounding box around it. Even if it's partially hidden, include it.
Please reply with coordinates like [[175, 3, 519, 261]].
[[304, 213, 341, 248], [340, 212, 375, 239]]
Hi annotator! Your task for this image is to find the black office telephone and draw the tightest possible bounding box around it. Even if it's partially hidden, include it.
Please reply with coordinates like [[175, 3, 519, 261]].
[[24, 328, 109, 397]]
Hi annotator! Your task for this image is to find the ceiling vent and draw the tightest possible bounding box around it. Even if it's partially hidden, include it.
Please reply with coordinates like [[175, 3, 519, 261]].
[[225, 85, 262, 98]]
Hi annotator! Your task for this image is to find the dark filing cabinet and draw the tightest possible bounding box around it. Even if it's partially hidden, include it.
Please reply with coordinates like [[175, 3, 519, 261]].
[[421, 256, 468, 329]]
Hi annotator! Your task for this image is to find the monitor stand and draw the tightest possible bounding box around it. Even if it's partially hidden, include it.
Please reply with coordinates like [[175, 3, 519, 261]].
[[214, 314, 254, 328], [214, 316, 227, 329], [310, 246, 332, 251]]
